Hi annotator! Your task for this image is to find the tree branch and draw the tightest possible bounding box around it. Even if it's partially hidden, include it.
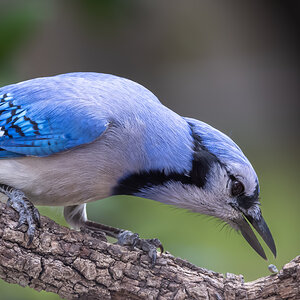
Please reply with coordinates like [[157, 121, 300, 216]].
[[0, 202, 299, 299]]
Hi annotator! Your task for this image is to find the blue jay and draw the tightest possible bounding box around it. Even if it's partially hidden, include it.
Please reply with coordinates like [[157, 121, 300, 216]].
[[0, 72, 276, 264]]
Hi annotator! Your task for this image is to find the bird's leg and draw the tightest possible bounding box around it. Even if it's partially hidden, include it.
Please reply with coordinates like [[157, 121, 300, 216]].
[[84, 220, 164, 267], [0, 184, 40, 245], [64, 204, 163, 267]]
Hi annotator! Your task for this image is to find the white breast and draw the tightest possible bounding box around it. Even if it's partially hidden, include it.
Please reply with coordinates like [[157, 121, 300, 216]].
[[0, 125, 145, 206]]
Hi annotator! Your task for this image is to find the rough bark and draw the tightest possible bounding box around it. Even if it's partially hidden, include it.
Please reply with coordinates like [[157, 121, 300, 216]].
[[0, 202, 299, 300]]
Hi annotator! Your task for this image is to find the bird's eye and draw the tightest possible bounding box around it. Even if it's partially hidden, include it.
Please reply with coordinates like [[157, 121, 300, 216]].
[[231, 180, 245, 196]]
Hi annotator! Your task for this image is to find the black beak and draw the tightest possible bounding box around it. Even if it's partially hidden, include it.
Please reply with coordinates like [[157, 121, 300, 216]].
[[236, 211, 276, 260]]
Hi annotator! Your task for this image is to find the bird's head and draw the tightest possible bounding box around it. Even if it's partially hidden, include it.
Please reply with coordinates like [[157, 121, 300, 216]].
[[183, 117, 276, 259], [203, 157, 276, 260], [113, 116, 276, 259]]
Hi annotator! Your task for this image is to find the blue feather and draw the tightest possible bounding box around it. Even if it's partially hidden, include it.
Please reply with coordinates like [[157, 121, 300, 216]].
[[0, 149, 24, 158], [0, 78, 109, 158], [184, 117, 251, 166]]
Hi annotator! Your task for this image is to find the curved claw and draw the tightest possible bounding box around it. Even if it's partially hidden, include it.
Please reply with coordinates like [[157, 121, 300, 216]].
[[15, 207, 39, 245], [32, 207, 41, 228], [159, 244, 164, 254], [27, 230, 35, 246], [146, 238, 164, 253], [26, 212, 38, 245]]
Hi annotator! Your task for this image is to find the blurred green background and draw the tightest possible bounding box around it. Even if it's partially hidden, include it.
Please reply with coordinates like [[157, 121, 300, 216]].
[[0, 0, 299, 299]]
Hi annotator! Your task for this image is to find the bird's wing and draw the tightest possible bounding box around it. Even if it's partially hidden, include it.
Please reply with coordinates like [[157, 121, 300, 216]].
[[0, 80, 109, 158]]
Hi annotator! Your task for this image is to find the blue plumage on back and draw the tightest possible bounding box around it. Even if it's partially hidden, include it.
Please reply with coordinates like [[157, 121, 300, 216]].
[[0, 75, 109, 157]]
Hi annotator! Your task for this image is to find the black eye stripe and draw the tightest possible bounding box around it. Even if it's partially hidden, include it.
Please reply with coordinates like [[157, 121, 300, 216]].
[[237, 184, 259, 209]]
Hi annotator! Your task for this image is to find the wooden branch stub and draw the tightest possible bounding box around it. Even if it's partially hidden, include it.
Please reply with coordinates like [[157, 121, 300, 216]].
[[0, 202, 299, 299]]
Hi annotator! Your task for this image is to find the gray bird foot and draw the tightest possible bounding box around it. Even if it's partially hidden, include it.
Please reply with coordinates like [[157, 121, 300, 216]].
[[117, 230, 164, 267], [84, 221, 163, 267], [0, 184, 40, 245]]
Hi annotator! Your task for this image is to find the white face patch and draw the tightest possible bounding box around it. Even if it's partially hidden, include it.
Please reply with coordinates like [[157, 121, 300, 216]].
[[245, 203, 261, 220], [135, 161, 260, 225], [136, 163, 240, 221], [224, 162, 258, 197]]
